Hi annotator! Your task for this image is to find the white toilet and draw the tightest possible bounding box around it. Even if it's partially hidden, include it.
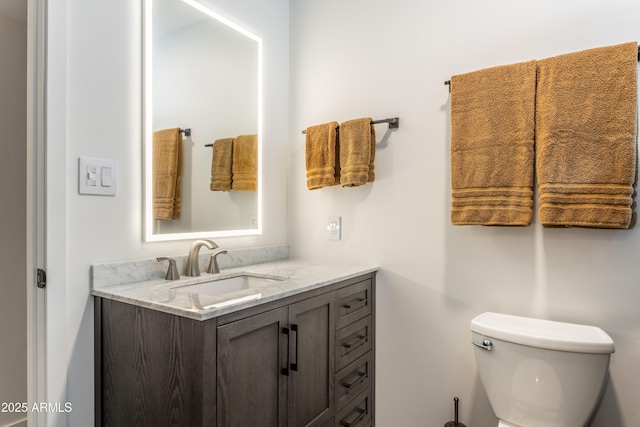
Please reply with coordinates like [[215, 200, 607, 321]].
[[470, 312, 615, 427]]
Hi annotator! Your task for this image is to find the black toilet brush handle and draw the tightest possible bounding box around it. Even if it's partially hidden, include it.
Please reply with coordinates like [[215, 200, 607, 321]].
[[454, 397, 459, 424]]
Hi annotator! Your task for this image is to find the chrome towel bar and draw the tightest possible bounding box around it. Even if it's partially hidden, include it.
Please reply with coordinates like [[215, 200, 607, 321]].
[[301, 117, 399, 134]]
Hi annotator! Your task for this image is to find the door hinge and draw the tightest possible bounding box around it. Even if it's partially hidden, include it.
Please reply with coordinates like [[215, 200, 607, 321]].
[[36, 268, 47, 288]]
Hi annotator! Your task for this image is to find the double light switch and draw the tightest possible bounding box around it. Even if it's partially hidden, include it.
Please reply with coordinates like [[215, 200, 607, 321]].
[[78, 156, 118, 196]]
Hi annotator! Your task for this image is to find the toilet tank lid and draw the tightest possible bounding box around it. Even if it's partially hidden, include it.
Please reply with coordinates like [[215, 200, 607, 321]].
[[470, 312, 615, 354]]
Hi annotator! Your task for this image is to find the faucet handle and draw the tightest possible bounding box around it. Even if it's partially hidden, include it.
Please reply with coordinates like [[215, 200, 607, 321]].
[[207, 250, 228, 274], [157, 257, 180, 280]]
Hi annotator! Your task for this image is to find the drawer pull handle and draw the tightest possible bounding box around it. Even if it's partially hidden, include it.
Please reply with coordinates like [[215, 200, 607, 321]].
[[342, 298, 367, 310], [342, 371, 368, 391], [342, 334, 367, 351], [341, 408, 366, 427], [281, 327, 290, 376], [291, 324, 299, 372]]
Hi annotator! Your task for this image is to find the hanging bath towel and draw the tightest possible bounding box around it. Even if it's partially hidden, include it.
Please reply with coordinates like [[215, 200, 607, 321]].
[[339, 117, 376, 187], [536, 42, 638, 229], [305, 122, 339, 189], [450, 61, 537, 226]]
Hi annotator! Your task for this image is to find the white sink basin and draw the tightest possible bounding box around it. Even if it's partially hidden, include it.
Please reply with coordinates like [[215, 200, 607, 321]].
[[172, 274, 285, 297]]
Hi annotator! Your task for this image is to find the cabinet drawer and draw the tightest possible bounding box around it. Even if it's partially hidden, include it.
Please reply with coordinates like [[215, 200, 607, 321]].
[[336, 280, 372, 330], [336, 352, 372, 411], [336, 316, 372, 371], [335, 388, 372, 427]]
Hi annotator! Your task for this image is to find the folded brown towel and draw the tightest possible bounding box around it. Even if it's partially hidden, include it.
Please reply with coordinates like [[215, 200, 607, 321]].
[[231, 134, 258, 192], [210, 138, 234, 191], [450, 61, 536, 226], [536, 42, 638, 229], [339, 118, 376, 187], [305, 122, 339, 189], [153, 128, 183, 220]]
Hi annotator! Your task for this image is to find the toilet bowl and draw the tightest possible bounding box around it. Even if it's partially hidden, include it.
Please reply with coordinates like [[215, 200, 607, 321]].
[[471, 312, 614, 427]]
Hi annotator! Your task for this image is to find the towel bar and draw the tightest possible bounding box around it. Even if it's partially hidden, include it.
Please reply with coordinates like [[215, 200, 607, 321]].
[[301, 117, 399, 134], [180, 128, 191, 137], [444, 45, 640, 91]]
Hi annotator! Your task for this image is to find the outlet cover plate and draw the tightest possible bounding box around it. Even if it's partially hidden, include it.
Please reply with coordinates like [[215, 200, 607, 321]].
[[328, 216, 341, 240]]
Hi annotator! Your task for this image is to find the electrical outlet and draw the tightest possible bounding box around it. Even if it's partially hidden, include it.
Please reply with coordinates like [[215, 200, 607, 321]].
[[327, 216, 341, 240]]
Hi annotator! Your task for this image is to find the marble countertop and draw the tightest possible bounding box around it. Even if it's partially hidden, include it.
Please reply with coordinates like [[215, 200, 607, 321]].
[[91, 259, 378, 321]]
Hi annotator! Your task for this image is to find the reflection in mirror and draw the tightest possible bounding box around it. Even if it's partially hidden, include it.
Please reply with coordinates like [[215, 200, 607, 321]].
[[144, 0, 262, 241]]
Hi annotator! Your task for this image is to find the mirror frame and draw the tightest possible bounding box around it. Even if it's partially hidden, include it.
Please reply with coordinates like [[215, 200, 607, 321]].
[[143, 0, 263, 242]]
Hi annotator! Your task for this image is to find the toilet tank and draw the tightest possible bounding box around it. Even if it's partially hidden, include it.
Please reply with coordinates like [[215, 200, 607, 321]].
[[470, 312, 615, 427]]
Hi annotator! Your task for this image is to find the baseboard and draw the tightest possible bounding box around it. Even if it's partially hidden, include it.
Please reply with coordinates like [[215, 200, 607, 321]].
[[2, 418, 28, 427]]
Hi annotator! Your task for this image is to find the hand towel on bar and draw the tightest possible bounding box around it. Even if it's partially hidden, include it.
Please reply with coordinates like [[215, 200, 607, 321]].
[[231, 134, 258, 192], [153, 127, 183, 220], [536, 42, 638, 229], [450, 61, 536, 226], [305, 122, 339, 189], [210, 138, 234, 191], [339, 117, 376, 187]]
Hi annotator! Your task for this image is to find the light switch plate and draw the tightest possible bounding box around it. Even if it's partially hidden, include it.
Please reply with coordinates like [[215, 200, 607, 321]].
[[327, 216, 341, 240], [78, 156, 118, 196]]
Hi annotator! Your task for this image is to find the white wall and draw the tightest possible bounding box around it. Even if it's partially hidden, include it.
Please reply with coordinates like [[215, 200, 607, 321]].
[[0, 6, 27, 427], [47, 0, 288, 424], [288, 0, 640, 425]]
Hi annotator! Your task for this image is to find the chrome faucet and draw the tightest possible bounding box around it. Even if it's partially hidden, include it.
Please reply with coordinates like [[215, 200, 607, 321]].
[[185, 239, 218, 277]]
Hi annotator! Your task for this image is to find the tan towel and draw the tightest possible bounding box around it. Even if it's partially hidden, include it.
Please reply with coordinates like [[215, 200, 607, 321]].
[[210, 138, 234, 191], [153, 128, 183, 220], [339, 118, 376, 187], [231, 134, 258, 192], [536, 42, 638, 229], [450, 61, 536, 226], [305, 122, 339, 189]]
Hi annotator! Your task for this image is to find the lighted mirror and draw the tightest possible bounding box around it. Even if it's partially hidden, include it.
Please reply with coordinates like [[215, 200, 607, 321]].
[[144, 0, 262, 241]]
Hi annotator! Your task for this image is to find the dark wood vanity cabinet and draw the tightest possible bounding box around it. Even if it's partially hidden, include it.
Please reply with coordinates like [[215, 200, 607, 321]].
[[95, 272, 375, 427], [217, 292, 334, 427]]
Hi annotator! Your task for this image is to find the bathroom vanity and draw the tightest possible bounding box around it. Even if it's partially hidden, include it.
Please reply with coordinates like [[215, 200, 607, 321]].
[[93, 258, 376, 427]]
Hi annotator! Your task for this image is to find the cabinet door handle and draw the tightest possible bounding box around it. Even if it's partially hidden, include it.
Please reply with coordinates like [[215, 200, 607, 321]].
[[290, 324, 299, 372], [342, 334, 367, 351], [341, 371, 368, 391], [281, 327, 290, 376], [342, 298, 367, 310], [340, 408, 366, 427]]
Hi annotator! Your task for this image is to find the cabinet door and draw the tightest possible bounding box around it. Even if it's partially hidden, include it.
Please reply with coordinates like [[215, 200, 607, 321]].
[[288, 293, 335, 427], [217, 307, 289, 427]]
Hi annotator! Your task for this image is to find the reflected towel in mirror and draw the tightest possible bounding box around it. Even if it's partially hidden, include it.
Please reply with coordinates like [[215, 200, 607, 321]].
[[210, 138, 234, 191], [231, 134, 258, 192], [153, 127, 183, 220]]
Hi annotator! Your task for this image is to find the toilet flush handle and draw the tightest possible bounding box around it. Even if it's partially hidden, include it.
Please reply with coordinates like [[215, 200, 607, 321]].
[[472, 339, 493, 351]]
